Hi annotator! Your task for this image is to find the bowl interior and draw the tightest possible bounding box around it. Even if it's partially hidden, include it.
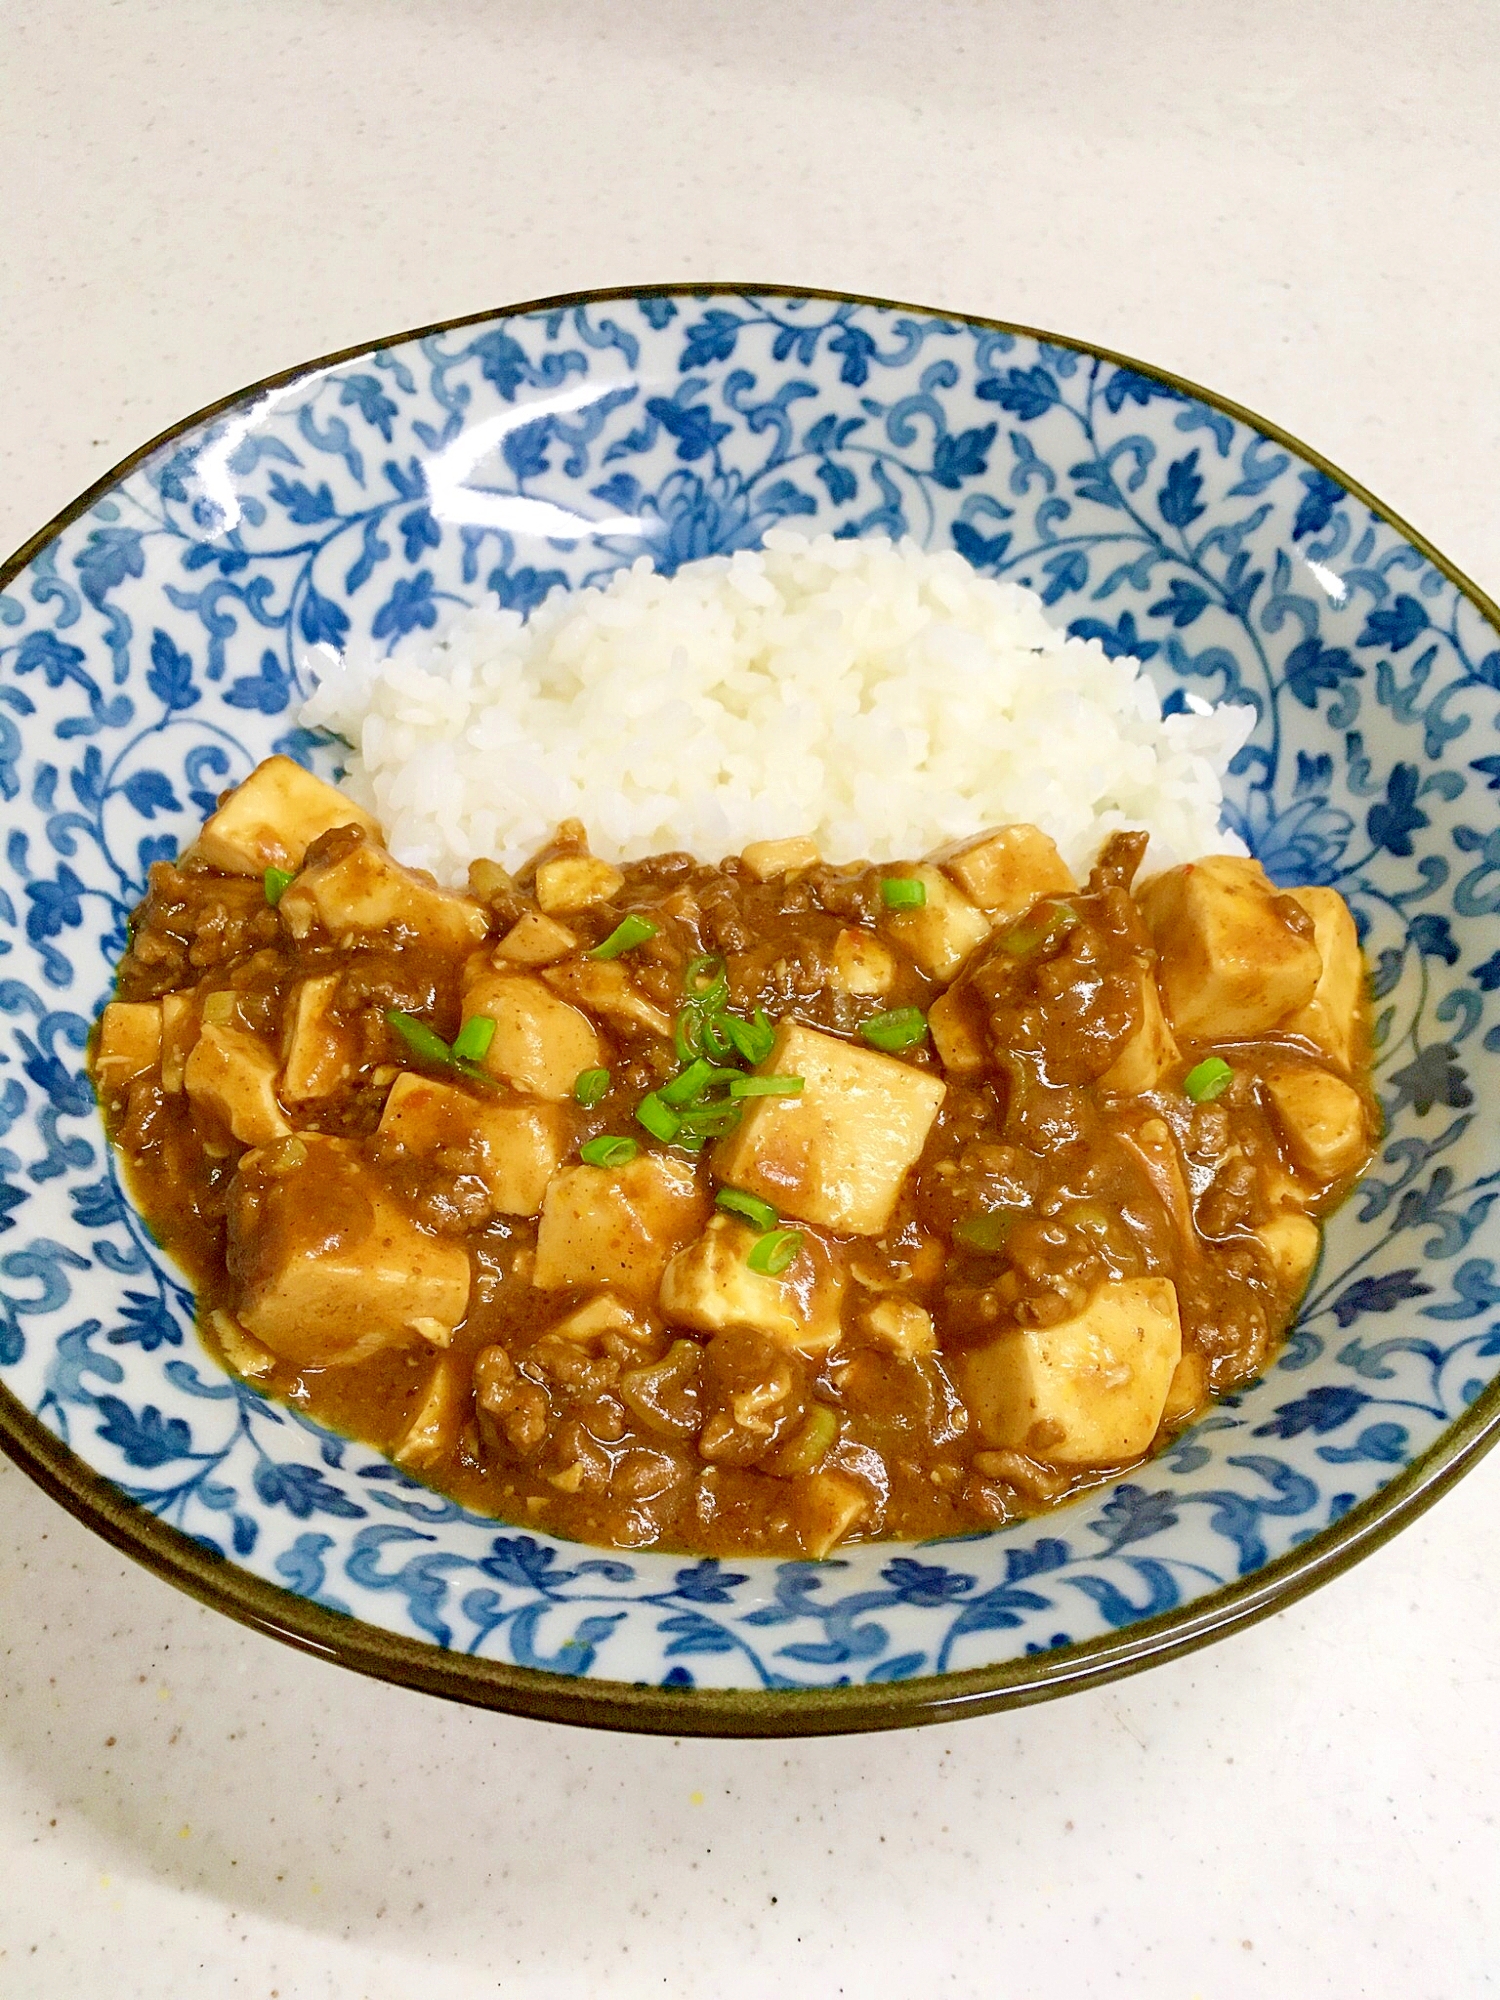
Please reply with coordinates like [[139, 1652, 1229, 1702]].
[[2, 286, 1499, 1728]]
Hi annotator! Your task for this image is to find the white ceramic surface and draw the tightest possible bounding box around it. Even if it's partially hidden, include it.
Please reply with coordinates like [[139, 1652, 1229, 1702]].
[[3, 1, 1498, 1993]]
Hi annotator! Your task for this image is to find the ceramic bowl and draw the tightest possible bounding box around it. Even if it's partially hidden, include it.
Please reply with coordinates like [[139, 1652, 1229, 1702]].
[[3, 286, 1499, 1736]]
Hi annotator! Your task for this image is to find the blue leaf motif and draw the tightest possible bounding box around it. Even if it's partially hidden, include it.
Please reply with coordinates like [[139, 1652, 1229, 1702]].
[[1358, 593, 1428, 652], [1254, 1384, 1370, 1438], [1471, 951, 1500, 993], [951, 521, 1011, 571], [120, 770, 181, 819], [225, 649, 292, 715], [489, 565, 566, 616], [399, 506, 441, 563], [1103, 368, 1182, 414], [266, 473, 336, 524], [828, 324, 876, 386], [372, 570, 438, 643], [1387, 1043, 1471, 1117], [1331, 1269, 1433, 1327], [502, 417, 552, 482], [253, 1460, 366, 1520], [816, 460, 857, 505], [1090, 1484, 1179, 1552], [75, 527, 145, 608], [94, 1396, 193, 1468], [1292, 469, 1343, 540], [644, 396, 731, 463], [1408, 913, 1458, 965], [679, 311, 742, 370], [1366, 763, 1429, 857], [146, 629, 199, 711], [976, 367, 1059, 421], [659, 1611, 737, 1657], [932, 423, 997, 490], [1285, 637, 1361, 711], [339, 374, 399, 442], [1040, 548, 1088, 604], [671, 1558, 751, 1604], [880, 1557, 973, 1606], [1067, 610, 1158, 662], [1157, 450, 1206, 530], [1148, 578, 1211, 627], [471, 330, 528, 399], [299, 585, 351, 649]]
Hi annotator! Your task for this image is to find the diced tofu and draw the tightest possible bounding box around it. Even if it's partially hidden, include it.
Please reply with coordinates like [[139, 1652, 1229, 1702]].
[[712, 1020, 945, 1236], [935, 824, 1075, 922], [94, 1001, 162, 1091], [1255, 1211, 1322, 1294], [206, 1307, 276, 1383], [551, 1293, 654, 1344], [279, 834, 488, 951], [192, 756, 381, 876], [496, 911, 579, 966], [1138, 855, 1322, 1039], [659, 1214, 845, 1356], [377, 1071, 566, 1216], [1099, 964, 1179, 1093], [543, 958, 672, 1038], [862, 1295, 937, 1358], [228, 1134, 470, 1367], [461, 966, 601, 1101], [534, 855, 624, 914], [794, 1469, 869, 1558], [394, 1356, 466, 1470], [1262, 1063, 1368, 1181], [1117, 1117, 1195, 1241], [740, 835, 820, 881], [1161, 1349, 1208, 1425], [831, 928, 898, 998], [533, 1151, 705, 1298], [184, 1022, 290, 1145], [927, 986, 988, 1077], [1282, 886, 1364, 1071], [880, 865, 992, 982], [958, 1276, 1183, 1467], [280, 974, 354, 1101], [159, 992, 199, 1093]]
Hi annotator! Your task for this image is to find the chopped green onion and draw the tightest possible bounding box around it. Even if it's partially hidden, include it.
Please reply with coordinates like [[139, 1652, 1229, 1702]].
[[953, 1211, 1013, 1254], [683, 953, 729, 1007], [1000, 901, 1077, 957], [589, 914, 658, 960], [675, 1100, 743, 1138], [385, 1009, 457, 1067], [580, 1134, 638, 1168], [635, 1091, 682, 1143], [674, 1008, 705, 1064], [660, 1057, 715, 1107], [573, 1066, 611, 1108], [776, 1404, 839, 1475], [699, 1014, 734, 1062], [859, 1006, 929, 1053], [451, 1014, 496, 1062], [724, 1009, 776, 1065], [881, 876, 927, 911], [729, 1074, 804, 1099], [748, 1227, 804, 1276], [264, 866, 294, 906], [1184, 1056, 1234, 1103], [716, 1186, 779, 1231]]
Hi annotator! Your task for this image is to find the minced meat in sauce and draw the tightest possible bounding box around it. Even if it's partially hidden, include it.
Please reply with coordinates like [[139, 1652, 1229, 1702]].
[[90, 758, 1378, 1559]]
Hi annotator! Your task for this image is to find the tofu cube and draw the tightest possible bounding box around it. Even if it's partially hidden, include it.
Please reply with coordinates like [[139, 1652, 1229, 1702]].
[[1255, 1211, 1322, 1294], [1099, 964, 1180, 1093], [659, 1214, 845, 1356], [1161, 1349, 1208, 1425], [831, 928, 898, 998], [377, 1071, 566, 1216], [1262, 1063, 1369, 1181], [1137, 855, 1322, 1039], [533, 1151, 705, 1298], [279, 834, 488, 951], [936, 824, 1075, 922], [740, 835, 821, 881], [280, 974, 354, 1101], [711, 1020, 945, 1236], [394, 1356, 467, 1470], [94, 1001, 162, 1092], [184, 1022, 290, 1145], [206, 1308, 277, 1382], [958, 1276, 1183, 1467], [228, 1135, 470, 1367], [534, 855, 623, 914], [861, 1295, 937, 1358], [1282, 886, 1365, 1071], [550, 1293, 654, 1345], [496, 910, 579, 966], [927, 986, 988, 1077], [794, 1469, 869, 1558], [461, 965, 601, 1101], [543, 958, 672, 1038], [880, 865, 992, 982], [192, 756, 381, 876]]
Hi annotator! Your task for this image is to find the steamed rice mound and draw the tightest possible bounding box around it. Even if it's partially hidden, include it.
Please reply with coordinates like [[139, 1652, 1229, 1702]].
[[299, 531, 1253, 887]]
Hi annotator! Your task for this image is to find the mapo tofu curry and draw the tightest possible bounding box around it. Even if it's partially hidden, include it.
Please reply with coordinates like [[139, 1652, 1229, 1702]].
[[91, 757, 1377, 1558]]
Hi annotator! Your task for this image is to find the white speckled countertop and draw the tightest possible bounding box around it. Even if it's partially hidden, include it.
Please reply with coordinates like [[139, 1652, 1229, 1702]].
[[3, 4, 1499, 1993]]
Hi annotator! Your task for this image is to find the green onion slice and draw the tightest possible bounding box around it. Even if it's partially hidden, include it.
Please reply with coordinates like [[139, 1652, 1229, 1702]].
[[580, 1134, 638, 1168], [776, 1404, 839, 1475], [728, 1074, 804, 1099], [589, 914, 658, 960], [724, 1009, 776, 1065], [675, 1101, 742, 1137], [1184, 1056, 1234, 1103], [451, 1014, 496, 1062], [659, 1057, 715, 1107], [716, 1186, 779, 1231], [881, 876, 927, 910], [264, 866, 294, 906], [635, 1091, 682, 1143], [953, 1211, 1013, 1254], [385, 1009, 456, 1067], [683, 952, 729, 1007], [859, 1006, 929, 1053], [573, 1066, 611, 1108], [748, 1227, 804, 1276]]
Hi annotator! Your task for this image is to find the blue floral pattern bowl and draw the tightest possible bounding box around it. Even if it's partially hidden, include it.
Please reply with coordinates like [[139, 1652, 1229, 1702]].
[[3, 286, 1499, 1735]]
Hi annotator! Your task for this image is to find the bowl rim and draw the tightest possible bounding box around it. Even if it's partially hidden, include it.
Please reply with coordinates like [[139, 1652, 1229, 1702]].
[[3, 280, 1498, 1738]]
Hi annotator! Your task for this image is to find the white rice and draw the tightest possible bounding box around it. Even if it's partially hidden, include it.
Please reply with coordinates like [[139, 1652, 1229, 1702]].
[[298, 531, 1253, 887]]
